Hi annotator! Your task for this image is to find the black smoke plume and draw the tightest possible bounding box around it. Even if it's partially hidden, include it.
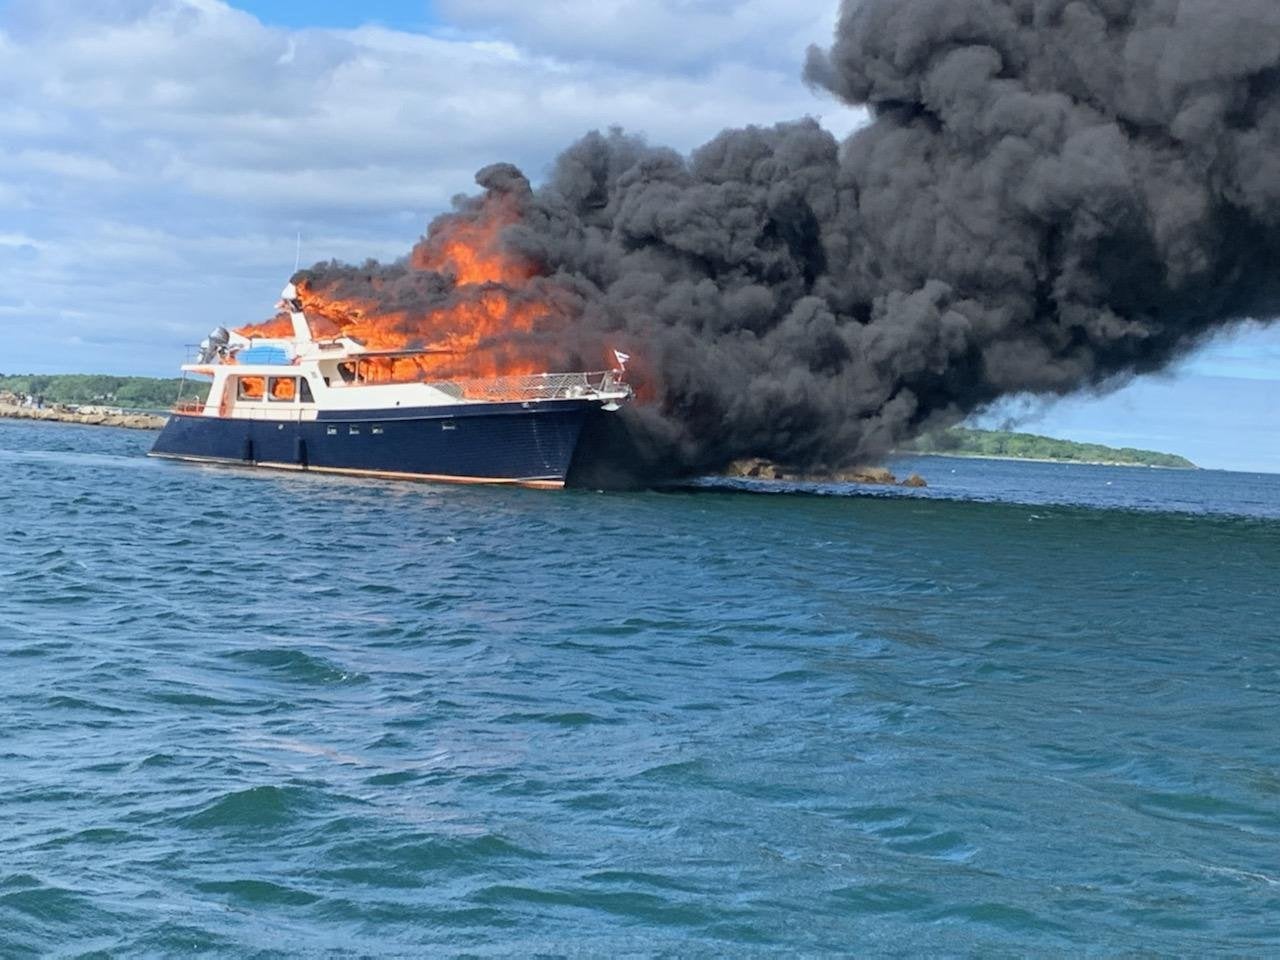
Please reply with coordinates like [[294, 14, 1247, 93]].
[[299, 0, 1280, 485]]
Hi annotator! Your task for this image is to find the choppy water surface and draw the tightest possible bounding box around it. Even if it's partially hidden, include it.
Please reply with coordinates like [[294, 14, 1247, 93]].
[[2, 420, 1278, 957]]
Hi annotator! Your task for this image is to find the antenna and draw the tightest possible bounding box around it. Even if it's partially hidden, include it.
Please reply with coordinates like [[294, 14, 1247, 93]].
[[293, 231, 301, 274]]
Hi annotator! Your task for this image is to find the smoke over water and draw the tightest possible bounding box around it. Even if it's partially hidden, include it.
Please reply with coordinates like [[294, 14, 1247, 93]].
[[269, 1, 1280, 485]]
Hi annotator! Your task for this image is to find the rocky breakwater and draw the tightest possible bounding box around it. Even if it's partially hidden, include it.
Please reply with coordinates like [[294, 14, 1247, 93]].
[[0, 401, 167, 431], [727, 458, 927, 488]]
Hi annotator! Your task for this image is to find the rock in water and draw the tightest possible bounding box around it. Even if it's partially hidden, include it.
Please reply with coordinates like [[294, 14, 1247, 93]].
[[833, 466, 897, 485], [727, 458, 789, 480], [724, 460, 911, 486]]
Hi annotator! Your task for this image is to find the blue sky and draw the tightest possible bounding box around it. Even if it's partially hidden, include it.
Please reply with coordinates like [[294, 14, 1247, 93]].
[[0, 1, 1276, 472], [239, 1, 435, 31]]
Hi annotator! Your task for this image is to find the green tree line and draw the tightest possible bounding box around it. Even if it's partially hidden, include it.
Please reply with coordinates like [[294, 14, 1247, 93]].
[[907, 427, 1196, 468], [0, 374, 209, 411]]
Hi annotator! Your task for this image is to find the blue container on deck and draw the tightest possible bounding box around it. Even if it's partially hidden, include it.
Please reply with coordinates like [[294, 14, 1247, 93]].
[[238, 346, 291, 366]]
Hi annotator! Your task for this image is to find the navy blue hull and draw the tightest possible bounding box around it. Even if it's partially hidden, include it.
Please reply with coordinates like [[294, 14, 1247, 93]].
[[150, 401, 594, 487]]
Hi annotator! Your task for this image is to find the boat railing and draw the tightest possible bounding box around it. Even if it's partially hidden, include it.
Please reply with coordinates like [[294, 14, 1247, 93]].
[[172, 399, 207, 414], [432, 371, 629, 403]]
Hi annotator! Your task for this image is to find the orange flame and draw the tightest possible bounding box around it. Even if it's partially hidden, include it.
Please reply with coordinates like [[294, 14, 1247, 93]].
[[269, 377, 296, 401], [235, 192, 562, 383]]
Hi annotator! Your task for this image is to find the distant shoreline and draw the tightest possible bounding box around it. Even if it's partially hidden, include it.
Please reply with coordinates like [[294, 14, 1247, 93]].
[[0, 403, 166, 431], [903, 426, 1196, 469], [907, 451, 1198, 470]]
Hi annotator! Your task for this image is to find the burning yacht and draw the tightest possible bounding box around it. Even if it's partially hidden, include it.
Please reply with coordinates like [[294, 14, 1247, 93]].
[[149, 284, 632, 488]]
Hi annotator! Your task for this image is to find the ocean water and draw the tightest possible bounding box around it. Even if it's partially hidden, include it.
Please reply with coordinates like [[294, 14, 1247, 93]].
[[1, 419, 1278, 958]]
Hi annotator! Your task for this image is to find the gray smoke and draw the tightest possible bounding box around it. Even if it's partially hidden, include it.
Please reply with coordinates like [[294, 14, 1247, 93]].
[[301, 0, 1280, 484]]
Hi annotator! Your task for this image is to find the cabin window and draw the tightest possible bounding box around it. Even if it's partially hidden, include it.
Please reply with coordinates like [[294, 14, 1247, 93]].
[[371, 426, 384, 435], [268, 377, 297, 402], [299, 379, 315, 404], [237, 376, 265, 401]]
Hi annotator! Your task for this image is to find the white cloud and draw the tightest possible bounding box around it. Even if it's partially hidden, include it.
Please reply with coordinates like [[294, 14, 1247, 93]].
[[434, 0, 837, 73], [0, 232, 42, 248], [3, 149, 125, 182], [4, 2, 849, 213], [0, 0, 860, 376]]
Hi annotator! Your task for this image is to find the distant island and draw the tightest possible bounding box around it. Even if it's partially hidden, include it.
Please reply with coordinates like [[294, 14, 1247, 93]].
[[0, 373, 207, 411], [905, 427, 1197, 469]]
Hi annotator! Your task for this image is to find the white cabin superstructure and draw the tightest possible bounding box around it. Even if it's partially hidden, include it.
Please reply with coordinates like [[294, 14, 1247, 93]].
[[181, 284, 630, 421]]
